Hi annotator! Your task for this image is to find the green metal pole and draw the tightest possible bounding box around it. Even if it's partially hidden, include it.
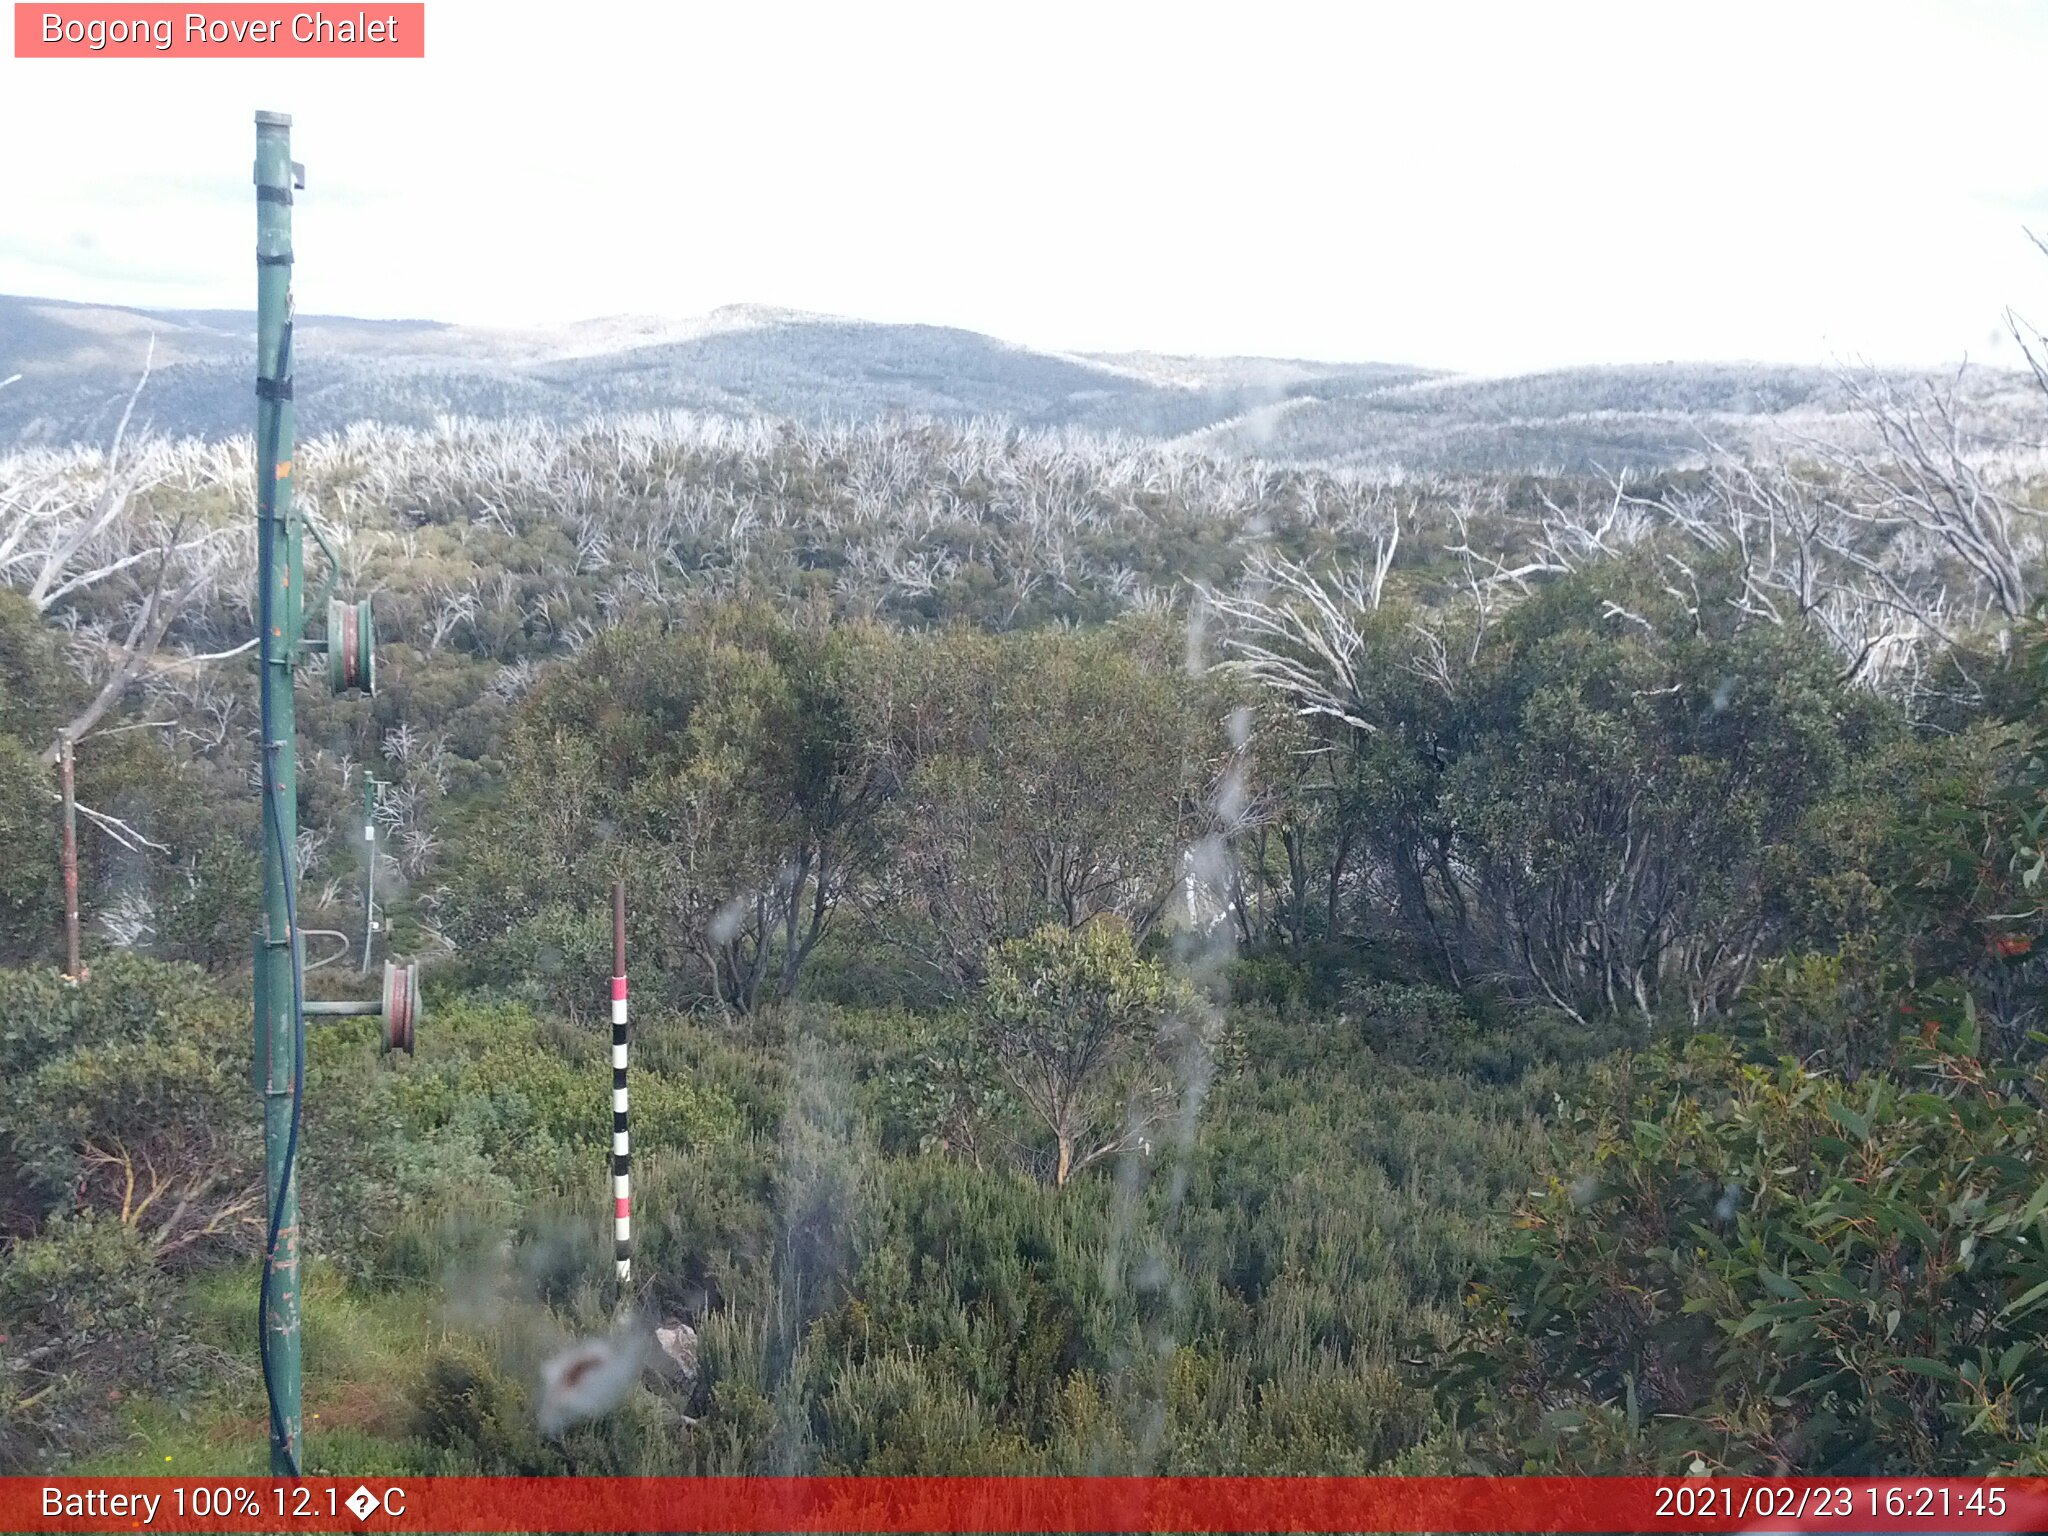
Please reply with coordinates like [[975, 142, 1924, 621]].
[[254, 107, 303, 1478]]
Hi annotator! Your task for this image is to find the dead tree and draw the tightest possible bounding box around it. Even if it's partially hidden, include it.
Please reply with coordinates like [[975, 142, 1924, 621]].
[[1825, 370, 2038, 627], [1631, 455, 1936, 694], [0, 352, 242, 766], [1203, 521, 1402, 735]]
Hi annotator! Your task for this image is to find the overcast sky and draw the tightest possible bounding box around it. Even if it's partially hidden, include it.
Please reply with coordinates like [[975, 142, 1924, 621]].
[[4, 1, 2047, 373]]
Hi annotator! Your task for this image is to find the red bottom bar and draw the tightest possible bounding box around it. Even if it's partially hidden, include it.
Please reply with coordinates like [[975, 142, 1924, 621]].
[[10, 1476, 2048, 1534]]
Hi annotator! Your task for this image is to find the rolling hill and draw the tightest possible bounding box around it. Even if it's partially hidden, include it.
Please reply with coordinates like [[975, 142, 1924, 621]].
[[1, 292, 2031, 473]]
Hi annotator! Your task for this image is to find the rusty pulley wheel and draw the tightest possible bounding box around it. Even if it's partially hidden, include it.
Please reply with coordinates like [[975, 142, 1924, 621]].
[[327, 597, 376, 695], [380, 958, 419, 1054]]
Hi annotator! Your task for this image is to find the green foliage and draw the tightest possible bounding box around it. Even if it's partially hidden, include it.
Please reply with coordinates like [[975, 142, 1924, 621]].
[[1444, 1025, 2048, 1474], [301, 999, 743, 1283], [1234, 553, 1896, 1023], [152, 831, 262, 973], [812, 1352, 1030, 1473], [410, 1343, 556, 1472], [0, 734, 58, 966], [0, 591, 71, 964], [873, 622, 1219, 984], [450, 604, 895, 1015], [1418, 608, 2048, 1478], [0, 588, 83, 742], [17, 411, 2048, 1482], [979, 922, 1200, 1186], [0, 946, 1557, 1478], [1449, 559, 1888, 1019], [274, 986, 1540, 1478], [11, 1014, 259, 1261], [0, 953, 235, 1105], [0, 959, 257, 1469], [1868, 613, 2048, 1060], [0, 1211, 218, 1471]]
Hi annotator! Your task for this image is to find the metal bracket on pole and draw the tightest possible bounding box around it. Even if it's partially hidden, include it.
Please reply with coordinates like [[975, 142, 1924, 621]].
[[301, 959, 419, 1052], [303, 515, 343, 630]]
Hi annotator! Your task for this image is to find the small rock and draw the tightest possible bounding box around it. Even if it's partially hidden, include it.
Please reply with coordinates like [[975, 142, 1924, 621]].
[[655, 1321, 699, 1384]]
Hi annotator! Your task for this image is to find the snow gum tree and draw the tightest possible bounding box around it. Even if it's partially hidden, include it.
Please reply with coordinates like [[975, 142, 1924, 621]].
[[976, 920, 1197, 1188]]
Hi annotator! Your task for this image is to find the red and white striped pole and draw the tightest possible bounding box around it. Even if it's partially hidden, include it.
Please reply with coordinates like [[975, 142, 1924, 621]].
[[610, 877, 631, 1285]]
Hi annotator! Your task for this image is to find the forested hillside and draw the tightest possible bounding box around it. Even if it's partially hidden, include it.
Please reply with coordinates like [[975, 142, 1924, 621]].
[[7, 360, 2048, 1477]]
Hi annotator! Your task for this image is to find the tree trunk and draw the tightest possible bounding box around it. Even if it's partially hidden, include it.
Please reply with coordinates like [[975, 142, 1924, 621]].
[[1055, 1133, 1074, 1188]]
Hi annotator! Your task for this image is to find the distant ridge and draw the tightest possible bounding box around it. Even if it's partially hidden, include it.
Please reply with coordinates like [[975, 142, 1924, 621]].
[[0, 293, 2026, 473]]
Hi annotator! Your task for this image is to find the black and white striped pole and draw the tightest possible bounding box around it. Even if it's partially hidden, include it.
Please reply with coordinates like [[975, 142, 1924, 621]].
[[610, 877, 632, 1286]]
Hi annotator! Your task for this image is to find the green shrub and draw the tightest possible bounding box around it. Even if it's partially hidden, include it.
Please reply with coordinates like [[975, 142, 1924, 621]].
[[410, 1342, 557, 1472], [1344, 980, 1609, 1083], [0, 958, 257, 1257], [979, 922, 1202, 1187], [1443, 1022, 2048, 1474], [0, 954, 228, 1089], [0, 736, 58, 968], [813, 1353, 1030, 1472], [153, 833, 262, 974], [0, 1211, 217, 1470]]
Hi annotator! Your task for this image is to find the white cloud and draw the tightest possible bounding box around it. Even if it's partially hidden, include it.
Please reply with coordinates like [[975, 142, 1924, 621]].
[[1, 0, 2043, 370]]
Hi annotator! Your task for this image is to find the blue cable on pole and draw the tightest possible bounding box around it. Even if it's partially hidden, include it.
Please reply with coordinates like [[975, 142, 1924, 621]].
[[255, 315, 304, 1477]]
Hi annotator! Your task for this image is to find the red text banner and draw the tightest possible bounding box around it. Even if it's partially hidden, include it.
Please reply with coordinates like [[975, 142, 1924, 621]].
[[6, 1477, 2048, 1533], [13, 4, 425, 57]]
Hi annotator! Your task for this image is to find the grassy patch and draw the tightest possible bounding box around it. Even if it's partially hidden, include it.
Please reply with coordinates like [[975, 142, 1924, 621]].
[[73, 1261, 448, 1477]]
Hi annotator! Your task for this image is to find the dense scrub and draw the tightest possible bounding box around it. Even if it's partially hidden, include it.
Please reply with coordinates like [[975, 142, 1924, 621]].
[[5, 401, 2048, 1475], [1, 962, 1551, 1473], [1435, 619, 2048, 1473]]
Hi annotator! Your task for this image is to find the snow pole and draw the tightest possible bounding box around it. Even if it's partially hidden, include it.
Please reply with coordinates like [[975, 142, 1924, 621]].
[[611, 878, 632, 1285]]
